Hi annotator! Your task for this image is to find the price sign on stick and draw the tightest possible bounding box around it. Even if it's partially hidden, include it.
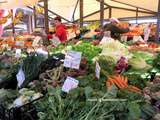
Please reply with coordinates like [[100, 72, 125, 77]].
[[15, 49, 22, 58], [62, 77, 79, 93], [95, 61, 101, 79], [36, 48, 48, 58], [144, 27, 151, 42], [32, 36, 42, 47], [16, 67, 25, 88], [64, 51, 82, 69], [15, 41, 24, 47], [51, 36, 61, 47]]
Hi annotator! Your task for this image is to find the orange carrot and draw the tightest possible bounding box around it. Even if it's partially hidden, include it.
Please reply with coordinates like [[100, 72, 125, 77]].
[[129, 86, 141, 92], [128, 85, 142, 94], [108, 78, 114, 85], [112, 76, 124, 89], [124, 77, 128, 84], [128, 89, 141, 94], [114, 75, 128, 88], [106, 81, 110, 87], [106, 81, 113, 89]]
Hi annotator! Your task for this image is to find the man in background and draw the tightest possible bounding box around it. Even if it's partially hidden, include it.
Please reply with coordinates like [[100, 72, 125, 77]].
[[51, 16, 67, 44], [102, 18, 130, 40]]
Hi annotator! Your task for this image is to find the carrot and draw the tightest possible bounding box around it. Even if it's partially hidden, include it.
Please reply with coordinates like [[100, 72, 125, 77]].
[[108, 77, 114, 85], [106, 81, 111, 87], [118, 79, 128, 88], [128, 86, 142, 94], [129, 86, 141, 92], [114, 75, 128, 88], [129, 89, 142, 94], [124, 77, 128, 84], [106, 81, 113, 89], [112, 76, 125, 89], [120, 76, 128, 87], [122, 77, 128, 87], [106, 78, 113, 87]]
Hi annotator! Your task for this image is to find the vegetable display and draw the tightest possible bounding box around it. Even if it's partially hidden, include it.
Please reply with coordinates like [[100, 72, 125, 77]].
[[35, 85, 155, 120], [0, 38, 160, 120]]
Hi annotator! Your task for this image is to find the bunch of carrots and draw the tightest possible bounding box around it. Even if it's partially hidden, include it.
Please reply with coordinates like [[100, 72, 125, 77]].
[[106, 75, 141, 94]]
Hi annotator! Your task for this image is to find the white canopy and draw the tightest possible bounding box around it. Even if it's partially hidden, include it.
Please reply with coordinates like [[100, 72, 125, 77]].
[[112, 0, 157, 12], [0, 0, 39, 9], [41, 0, 156, 22], [0, 0, 157, 22]]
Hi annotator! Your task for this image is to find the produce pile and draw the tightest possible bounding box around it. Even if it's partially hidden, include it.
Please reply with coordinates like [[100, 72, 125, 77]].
[[0, 39, 160, 120], [0, 50, 65, 119], [34, 40, 160, 120], [128, 41, 160, 53]]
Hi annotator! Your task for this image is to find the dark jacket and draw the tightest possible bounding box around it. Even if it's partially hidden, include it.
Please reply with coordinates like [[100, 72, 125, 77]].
[[103, 23, 129, 39]]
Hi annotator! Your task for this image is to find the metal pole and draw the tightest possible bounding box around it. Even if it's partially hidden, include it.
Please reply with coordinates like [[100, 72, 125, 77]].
[[44, 0, 49, 34], [26, 15, 30, 34], [30, 15, 33, 32], [100, 0, 104, 27], [11, 9, 15, 37], [33, 6, 37, 28], [156, 0, 160, 42], [80, 0, 83, 27], [136, 8, 138, 24], [109, 7, 112, 18], [72, 0, 79, 22]]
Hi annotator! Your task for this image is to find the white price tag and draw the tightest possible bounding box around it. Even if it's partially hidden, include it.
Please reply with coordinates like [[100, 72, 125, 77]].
[[68, 32, 76, 40], [32, 36, 42, 47], [95, 61, 101, 79], [51, 36, 61, 47], [16, 68, 25, 87], [64, 51, 82, 69], [36, 48, 48, 57], [15, 49, 21, 58], [15, 41, 24, 47], [62, 77, 79, 93], [144, 28, 151, 42]]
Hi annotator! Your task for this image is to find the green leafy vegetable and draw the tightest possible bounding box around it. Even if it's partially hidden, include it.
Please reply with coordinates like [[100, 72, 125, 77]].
[[72, 42, 102, 63]]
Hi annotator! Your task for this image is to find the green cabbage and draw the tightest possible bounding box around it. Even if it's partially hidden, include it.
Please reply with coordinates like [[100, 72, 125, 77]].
[[129, 56, 152, 70], [100, 39, 131, 62]]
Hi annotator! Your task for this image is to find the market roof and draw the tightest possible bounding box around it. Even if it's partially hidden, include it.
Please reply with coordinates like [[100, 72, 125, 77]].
[[112, 0, 157, 12], [0, 0, 39, 9], [38, 0, 156, 22], [0, 0, 157, 22]]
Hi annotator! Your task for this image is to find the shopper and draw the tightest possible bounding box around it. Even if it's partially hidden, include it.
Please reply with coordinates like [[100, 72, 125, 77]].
[[51, 16, 67, 44], [47, 31, 54, 40], [102, 18, 130, 40]]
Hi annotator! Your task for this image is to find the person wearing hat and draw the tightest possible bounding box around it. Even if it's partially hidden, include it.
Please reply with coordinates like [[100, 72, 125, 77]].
[[51, 16, 67, 44], [101, 17, 130, 40]]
